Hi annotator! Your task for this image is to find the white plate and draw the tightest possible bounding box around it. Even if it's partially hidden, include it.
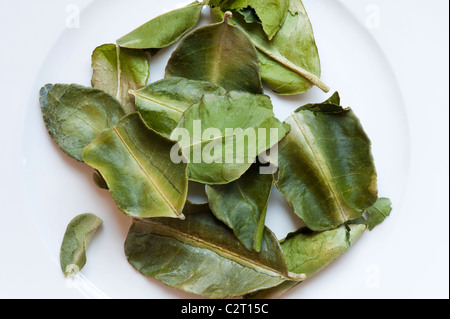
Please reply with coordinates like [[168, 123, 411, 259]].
[[22, 0, 409, 299]]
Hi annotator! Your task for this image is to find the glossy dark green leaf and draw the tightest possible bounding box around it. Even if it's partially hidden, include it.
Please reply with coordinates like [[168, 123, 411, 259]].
[[211, 0, 328, 94], [82, 113, 188, 219], [131, 77, 226, 137], [125, 202, 303, 298], [39, 84, 126, 162], [60, 213, 103, 278], [366, 197, 392, 231], [209, 0, 289, 39], [206, 163, 273, 252], [247, 220, 367, 298], [277, 93, 378, 231], [116, 2, 204, 49], [165, 13, 263, 94], [171, 91, 290, 185], [91, 44, 150, 113]]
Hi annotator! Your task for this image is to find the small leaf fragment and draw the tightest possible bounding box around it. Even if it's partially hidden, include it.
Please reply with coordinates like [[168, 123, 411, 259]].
[[210, 0, 290, 39], [92, 170, 108, 190], [366, 197, 392, 231], [236, 7, 260, 24], [60, 213, 103, 278]]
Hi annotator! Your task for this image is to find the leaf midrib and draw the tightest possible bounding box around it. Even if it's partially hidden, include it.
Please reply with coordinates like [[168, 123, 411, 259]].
[[291, 114, 347, 222], [133, 90, 186, 114], [209, 21, 228, 85], [139, 219, 289, 279], [112, 126, 180, 216], [115, 45, 122, 101]]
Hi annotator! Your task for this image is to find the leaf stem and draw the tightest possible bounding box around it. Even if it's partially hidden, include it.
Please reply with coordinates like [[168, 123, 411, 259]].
[[288, 272, 306, 281], [252, 42, 330, 93], [224, 11, 233, 23]]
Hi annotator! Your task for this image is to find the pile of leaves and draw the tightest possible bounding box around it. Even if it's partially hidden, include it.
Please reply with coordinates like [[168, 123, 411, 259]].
[[42, 0, 392, 299]]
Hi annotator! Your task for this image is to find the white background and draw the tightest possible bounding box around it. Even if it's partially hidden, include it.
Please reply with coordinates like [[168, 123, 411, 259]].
[[0, 0, 448, 299]]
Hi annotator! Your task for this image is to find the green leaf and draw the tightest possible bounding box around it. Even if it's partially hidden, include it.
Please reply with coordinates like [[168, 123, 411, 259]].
[[92, 170, 108, 190], [281, 221, 367, 278], [82, 112, 188, 219], [211, 0, 328, 94], [206, 163, 273, 252], [91, 44, 150, 113], [366, 197, 392, 231], [39, 84, 126, 162], [131, 77, 226, 137], [60, 213, 103, 278], [236, 7, 260, 24], [165, 13, 263, 94], [246, 220, 367, 298], [276, 93, 378, 231], [323, 90, 341, 105], [210, 0, 289, 39], [171, 91, 290, 185], [116, 1, 204, 49], [125, 202, 303, 299]]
